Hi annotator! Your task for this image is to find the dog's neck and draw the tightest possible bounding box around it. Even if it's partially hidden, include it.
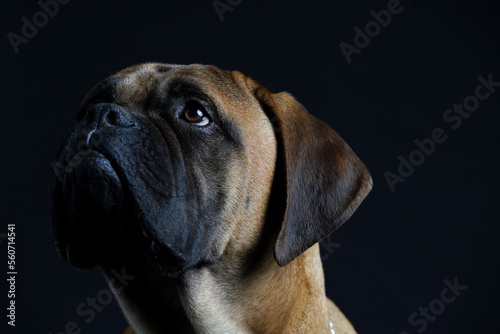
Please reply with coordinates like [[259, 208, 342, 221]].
[[105, 244, 332, 334]]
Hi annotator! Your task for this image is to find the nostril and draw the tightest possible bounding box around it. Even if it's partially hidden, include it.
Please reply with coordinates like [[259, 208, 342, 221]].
[[85, 103, 136, 129], [101, 109, 135, 128], [104, 111, 118, 124], [100, 109, 136, 128]]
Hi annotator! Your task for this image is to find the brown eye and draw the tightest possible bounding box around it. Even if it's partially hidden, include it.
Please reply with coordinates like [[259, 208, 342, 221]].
[[183, 104, 210, 126]]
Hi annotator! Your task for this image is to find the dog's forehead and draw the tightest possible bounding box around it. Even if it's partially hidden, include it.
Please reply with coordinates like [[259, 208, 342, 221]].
[[110, 63, 248, 108], [104, 63, 267, 131]]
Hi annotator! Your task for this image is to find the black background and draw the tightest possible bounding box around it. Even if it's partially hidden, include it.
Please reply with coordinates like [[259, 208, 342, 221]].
[[1, 0, 499, 333]]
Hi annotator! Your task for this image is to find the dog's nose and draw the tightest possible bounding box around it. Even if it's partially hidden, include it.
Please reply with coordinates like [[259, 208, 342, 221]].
[[85, 103, 136, 129]]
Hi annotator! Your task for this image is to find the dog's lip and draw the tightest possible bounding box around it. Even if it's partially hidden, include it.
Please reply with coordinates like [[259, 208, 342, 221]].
[[52, 124, 203, 277], [57, 149, 191, 277], [63, 150, 123, 215], [56, 149, 124, 260]]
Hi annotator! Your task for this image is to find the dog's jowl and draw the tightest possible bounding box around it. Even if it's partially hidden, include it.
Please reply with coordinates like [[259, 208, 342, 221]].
[[49, 63, 372, 334]]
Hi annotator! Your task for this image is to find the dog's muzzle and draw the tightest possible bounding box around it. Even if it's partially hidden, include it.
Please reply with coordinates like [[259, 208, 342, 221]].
[[50, 103, 197, 277], [62, 104, 132, 233]]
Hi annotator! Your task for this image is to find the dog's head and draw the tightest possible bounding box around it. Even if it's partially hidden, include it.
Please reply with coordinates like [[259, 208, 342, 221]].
[[50, 63, 372, 277]]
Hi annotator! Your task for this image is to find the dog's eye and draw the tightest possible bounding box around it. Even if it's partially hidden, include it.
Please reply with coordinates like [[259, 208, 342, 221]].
[[182, 103, 210, 126]]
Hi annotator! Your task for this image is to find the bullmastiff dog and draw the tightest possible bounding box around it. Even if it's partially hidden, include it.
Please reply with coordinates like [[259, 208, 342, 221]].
[[50, 63, 372, 334]]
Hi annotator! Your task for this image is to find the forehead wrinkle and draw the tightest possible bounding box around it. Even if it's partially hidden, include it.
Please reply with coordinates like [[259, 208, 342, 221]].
[[112, 68, 163, 112], [169, 66, 247, 122]]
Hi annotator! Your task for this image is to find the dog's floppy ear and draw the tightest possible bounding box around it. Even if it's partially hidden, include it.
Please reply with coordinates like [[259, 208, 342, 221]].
[[254, 85, 372, 267]]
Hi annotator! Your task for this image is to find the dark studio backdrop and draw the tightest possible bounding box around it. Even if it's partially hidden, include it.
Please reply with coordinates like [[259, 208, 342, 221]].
[[1, 0, 499, 333]]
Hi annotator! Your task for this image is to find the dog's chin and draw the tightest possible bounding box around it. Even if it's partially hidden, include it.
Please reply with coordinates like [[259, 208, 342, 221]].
[[51, 150, 195, 278], [143, 240, 195, 278], [50, 150, 123, 268]]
